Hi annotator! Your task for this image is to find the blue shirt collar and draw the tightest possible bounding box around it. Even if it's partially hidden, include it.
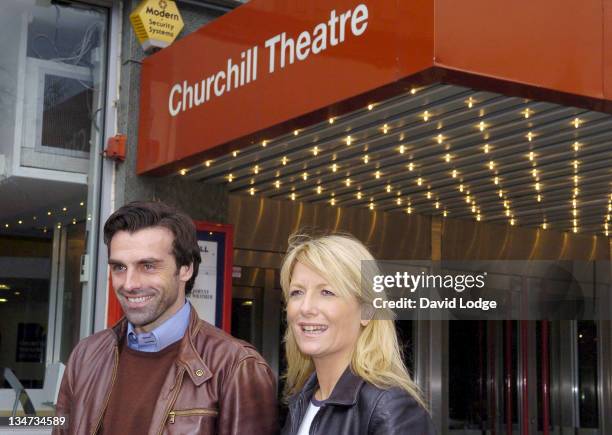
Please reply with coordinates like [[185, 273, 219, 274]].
[[127, 301, 191, 352]]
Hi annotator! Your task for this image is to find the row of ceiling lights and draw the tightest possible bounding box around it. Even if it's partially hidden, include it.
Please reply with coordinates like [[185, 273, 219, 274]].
[[177, 88, 610, 236], [1, 202, 89, 233]]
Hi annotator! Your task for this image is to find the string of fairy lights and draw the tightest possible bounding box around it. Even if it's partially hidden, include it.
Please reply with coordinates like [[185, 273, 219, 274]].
[[177, 84, 612, 237], [1, 201, 89, 234]]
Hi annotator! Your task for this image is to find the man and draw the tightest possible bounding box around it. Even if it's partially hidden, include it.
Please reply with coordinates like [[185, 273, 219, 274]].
[[54, 201, 278, 435]]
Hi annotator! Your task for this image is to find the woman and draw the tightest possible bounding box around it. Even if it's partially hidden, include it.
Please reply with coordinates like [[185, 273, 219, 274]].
[[280, 233, 435, 435]]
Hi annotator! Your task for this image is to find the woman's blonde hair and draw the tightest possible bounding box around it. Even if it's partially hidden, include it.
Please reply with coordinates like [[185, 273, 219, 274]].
[[280, 233, 426, 409]]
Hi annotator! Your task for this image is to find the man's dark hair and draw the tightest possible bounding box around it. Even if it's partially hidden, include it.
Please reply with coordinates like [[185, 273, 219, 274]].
[[103, 201, 201, 295]]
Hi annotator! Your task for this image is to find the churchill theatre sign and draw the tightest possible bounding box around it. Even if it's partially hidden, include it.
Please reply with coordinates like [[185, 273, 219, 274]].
[[168, 4, 369, 117]]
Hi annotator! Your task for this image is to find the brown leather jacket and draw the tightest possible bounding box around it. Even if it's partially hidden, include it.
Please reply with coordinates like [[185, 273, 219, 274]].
[[53, 309, 278, 435]]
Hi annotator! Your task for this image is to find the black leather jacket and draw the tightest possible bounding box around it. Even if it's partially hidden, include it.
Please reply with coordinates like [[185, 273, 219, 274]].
[[282, 368, 435, 435]]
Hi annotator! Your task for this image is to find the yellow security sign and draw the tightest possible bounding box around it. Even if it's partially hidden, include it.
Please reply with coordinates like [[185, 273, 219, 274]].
[[130, 0, 184, 51]]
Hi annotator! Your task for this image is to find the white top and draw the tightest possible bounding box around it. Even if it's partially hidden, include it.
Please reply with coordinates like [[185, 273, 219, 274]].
[[296, 401, 322, 435]]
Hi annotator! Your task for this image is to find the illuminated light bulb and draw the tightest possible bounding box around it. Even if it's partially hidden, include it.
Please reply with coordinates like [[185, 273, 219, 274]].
[[396, 198, 402, 205], [282, 156, 288, 165], [423, 111, 430, 122], [375, 171, 381, 179], [291, 192, 296, 201], [506, 209, 511, 217], [574, 187, 579, 196], [606, 230, 610, 237], [443, 210, 448, 217], [494, 176, 499, 185], [293, 130, 299, 136], [363, 155, 369, 164], [80, 202, 84, 207], [232, 150, 238, 157], [435, 201, 440, 209], [57, 223, 62, 229], [476, 214, 481, 222], [382, 124, 389, 134], [227, 174, 234, 183], [426, 191, 432, 199], [466, 195, 471, 204], [484, 144, 490, 154], [262, 140, 267, 147], [275, 180, 281, 189], [329, 117, 335, 124], [312, 146, 319, 156], [332, 163, 338, 172], [573, 227, 578, 233], [452, 169, 458, 178], [386, 184, 392, 193], [249, 187, 255, 196], [573, 219, 578, 227], [437, 134, 444, 144], [572, 209, 578, 217], [466, 97, 475, 108], [510, 218, 515, 226], [330, 198, 336, 206], [302, 172, 308, 181], [572, 118, 582, 128], [357, 191, 362, 200], [529, 151, 535, 161], [608, 204, 612, 212], [250, 178, 255, 185], [537, 194, 542, 202], [407, 207, 412, 214], [410, 88, 417, 95], [459, 184, 464, 193], [503, 200, 509, 208], [417, 177, 423, 186], [532, 168, 538, 178], [523, 108, 532, 119], [408, 162, 414, 171], [345, 178, 351, 187], [316, 185, 322, 194], [33, 216, 37, 220], [205, 160, 212, 167], [542, 222, 548, 230], [47, 211, 52, 216], [369, 202, 375, 210], [4, 224, 8, 228], [18, 220, 22, 225], [62, 207, 67, 212], [605, 222, 609, 230], [535, 182, 540, 191], [573, 141, 580, 152], [368, 104, 374, 111], [527, 132, 534, 142], [346, 136, 352, 145], [179, 169, 187, 176], [253, 165, 259, 174], [572, 199, 577, 208], [399, 145, 406, 154], [478, 121, 486, 132], [471, 205, 476, 213], [499, 189, 504, 198], [488, 161, 495, 170], [444, 153, 451, 163]]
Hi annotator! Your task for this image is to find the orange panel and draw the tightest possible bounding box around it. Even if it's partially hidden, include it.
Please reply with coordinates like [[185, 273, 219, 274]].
[[604, 0, 612, 101], [435, 0, 604, 99], [137, 0, 434, 175]]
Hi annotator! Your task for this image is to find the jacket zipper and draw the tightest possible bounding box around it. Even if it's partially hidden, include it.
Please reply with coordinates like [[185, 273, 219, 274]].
[[156, 368, 185, 435], [91, 345, 119, 435], [168, 408, 218, 423]]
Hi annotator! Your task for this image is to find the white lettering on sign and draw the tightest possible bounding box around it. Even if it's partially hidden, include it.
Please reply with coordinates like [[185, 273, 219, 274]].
[[167, 3, 369, 117]]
